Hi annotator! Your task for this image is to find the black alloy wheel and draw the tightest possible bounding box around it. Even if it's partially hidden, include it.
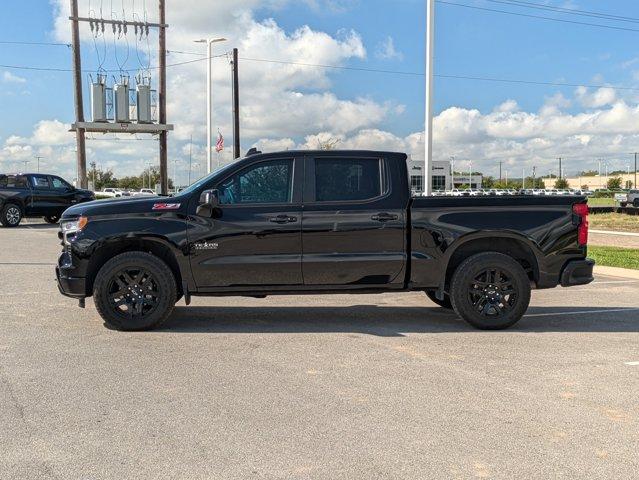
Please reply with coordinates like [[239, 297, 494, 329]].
[[467, 268, 517, 318], [93, 251, 177, 331], [107, 267, 161, 319], [450, 252, 531, 330]]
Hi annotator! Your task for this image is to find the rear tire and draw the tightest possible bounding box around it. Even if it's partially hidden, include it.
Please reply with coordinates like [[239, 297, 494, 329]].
[[93, 251, 177, 331], [1, 204, 22, 227], [425, 290, 453, 309], [44, 215, 60, 224], [450, 252, 531, 330]]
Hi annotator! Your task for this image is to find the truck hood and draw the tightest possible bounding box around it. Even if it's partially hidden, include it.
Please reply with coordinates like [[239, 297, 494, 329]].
[[61, 195, 185, 219]]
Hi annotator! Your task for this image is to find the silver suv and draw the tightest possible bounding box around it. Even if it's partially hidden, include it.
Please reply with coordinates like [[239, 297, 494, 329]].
[[626, 189, 639, 207]]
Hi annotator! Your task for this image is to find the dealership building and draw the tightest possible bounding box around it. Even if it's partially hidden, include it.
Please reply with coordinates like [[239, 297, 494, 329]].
[[407, 156, 483, 194]]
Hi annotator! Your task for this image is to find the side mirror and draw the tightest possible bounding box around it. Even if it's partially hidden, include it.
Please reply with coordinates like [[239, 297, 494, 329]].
[[196, 189, 220, 217]]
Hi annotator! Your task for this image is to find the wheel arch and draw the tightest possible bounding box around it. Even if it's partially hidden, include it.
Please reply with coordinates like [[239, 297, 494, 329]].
[[443, 233, 541, 290], [85, 237, 184, 297]]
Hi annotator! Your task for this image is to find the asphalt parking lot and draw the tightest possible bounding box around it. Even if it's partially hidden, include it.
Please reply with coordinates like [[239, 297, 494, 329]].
[[2, 222, 639, 480]]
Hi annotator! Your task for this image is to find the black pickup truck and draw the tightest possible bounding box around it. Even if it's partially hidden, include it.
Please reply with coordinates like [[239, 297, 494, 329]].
[[56, 150, 594, 331], [0, 173, 94, 227]]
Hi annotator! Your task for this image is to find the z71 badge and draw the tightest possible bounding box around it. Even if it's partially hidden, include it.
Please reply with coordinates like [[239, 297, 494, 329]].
[[152, 203, 181, 211]]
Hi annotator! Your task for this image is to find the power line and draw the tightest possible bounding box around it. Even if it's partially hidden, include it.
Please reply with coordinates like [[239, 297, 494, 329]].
[[4, 55, 639, 93], [485, 0, 639, 24], [239, 56, 424, 76], [0, 54, 227, 74], [0, 40, 71, 46], [437, 0, 639, 34]]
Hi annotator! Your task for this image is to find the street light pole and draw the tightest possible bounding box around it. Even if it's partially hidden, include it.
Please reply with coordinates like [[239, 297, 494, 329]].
[[424, 0, 435, 196], [195, 37, 227, 175]]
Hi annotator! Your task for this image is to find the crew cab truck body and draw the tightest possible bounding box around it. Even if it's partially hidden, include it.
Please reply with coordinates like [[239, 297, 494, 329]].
[[0, 173, 95, 227], [56, 150, 594, 331]]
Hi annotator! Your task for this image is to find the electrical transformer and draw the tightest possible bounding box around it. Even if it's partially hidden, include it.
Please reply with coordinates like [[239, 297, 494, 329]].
[[114, 81, 130, 123], [91, 76, 108, 122], [136, 84, 152, 124]]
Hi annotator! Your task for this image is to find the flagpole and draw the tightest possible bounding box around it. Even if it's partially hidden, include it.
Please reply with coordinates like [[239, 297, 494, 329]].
[[424, 0, 435, 196]]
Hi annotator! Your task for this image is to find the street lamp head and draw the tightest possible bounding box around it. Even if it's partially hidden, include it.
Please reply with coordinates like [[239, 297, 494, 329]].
[[194, 37, 227, 44]]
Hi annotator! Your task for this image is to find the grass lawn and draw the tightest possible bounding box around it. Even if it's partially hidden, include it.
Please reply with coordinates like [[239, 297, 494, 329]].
[[587, 197, 616, 207], [589, 213, 639, 233], [588, 246, 639, 270]]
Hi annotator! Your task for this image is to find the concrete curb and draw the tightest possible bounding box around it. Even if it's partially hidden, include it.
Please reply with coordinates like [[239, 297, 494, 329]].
[[594, 265, 639, 280]]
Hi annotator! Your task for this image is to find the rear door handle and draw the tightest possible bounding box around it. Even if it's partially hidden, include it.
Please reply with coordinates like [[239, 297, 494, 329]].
[[371, 213, 399, 222], [269, 215, 297, 224]]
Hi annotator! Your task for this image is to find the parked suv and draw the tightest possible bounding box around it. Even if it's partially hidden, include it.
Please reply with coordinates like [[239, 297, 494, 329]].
[[625, 190, 639, 207], [0, 173, 94, 227]]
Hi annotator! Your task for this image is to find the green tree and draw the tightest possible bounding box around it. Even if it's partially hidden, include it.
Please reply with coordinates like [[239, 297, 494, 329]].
[[579, 170, 598, 177], [88, 166, 118, 191], [482, 176, 495, 188], [607, 176, 623, 190], [625, 180, 634, 189], [554, 178, 569, 189], [525, 177, 545, 189]]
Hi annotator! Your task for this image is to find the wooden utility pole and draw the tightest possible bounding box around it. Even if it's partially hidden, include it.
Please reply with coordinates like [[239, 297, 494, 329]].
[[158, 0, 168, 194], [70, 0, 87, 189], [232, 48, 241, 159]]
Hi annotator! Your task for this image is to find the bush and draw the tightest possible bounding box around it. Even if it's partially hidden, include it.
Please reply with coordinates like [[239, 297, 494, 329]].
[[593, 190, 615, 198]]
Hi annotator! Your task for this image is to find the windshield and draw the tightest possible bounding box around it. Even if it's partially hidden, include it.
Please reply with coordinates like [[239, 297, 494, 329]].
[[176, 162, 238, 197]]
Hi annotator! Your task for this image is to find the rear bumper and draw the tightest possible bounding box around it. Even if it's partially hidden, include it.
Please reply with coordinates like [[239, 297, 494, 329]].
[[56, 264, 86, 299], [560, 258, 595, 287]]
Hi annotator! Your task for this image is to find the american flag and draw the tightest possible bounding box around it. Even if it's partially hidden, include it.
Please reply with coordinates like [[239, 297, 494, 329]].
[[215, 131, 224, 153]]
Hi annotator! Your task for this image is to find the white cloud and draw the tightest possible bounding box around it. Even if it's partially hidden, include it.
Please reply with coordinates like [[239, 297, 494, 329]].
[[375, 36, 403, 61], [575, 86, 617, 109], [2, 71, 27, 84], [6, 0, 632, 183]]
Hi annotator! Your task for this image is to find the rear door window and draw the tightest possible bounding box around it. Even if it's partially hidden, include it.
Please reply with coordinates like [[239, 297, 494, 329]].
[[315, 158, 382, 202]]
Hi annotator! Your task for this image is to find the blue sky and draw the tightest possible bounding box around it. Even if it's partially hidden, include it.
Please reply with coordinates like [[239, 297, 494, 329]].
[[2, 0, 639, 181]]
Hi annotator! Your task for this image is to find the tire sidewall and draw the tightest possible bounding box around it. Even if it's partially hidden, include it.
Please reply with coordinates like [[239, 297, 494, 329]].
[[93, 252, 177, 331], [450, 252, 531, 330], [2, 204, 22, 227]]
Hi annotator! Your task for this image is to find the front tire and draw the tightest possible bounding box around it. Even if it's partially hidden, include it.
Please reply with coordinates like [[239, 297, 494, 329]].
[[93, 251, 177, 331], [450, 252, 531, 330], [1, 204, 22, 227]]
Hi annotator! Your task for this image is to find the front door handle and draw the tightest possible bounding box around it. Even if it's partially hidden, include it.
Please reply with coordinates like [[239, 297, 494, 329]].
[[269, 215, 297, 224], [371, 213, 399, 222]]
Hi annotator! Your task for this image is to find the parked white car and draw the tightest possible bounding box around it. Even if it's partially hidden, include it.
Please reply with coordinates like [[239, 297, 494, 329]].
[[100, 188, 128, 198], [134, 188, 157, 197]]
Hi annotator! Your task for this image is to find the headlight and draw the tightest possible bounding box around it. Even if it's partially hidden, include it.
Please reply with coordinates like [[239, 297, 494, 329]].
[[61, 216, 88, 245]]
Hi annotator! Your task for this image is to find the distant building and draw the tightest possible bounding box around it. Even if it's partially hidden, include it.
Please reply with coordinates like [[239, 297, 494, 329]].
[[407, 156, 483, 194], [566, 173, 637, 190]]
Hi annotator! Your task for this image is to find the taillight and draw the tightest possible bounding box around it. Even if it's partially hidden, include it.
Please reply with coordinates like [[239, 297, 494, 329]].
[[573, 203, 589, 246]]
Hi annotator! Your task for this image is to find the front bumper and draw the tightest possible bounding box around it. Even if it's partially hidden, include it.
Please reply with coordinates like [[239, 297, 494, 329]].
[[560, 258, 595, 287], [56, 251, 87, 299]]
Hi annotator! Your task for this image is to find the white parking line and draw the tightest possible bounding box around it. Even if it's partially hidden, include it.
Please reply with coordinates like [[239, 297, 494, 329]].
[[524, 308, 639, 318], [625, 362, 639, 366], [591, 280, 639, 285]]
